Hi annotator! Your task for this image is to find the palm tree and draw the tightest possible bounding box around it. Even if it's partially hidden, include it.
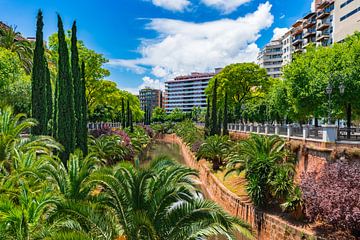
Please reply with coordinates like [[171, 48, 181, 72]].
[[196, 135, 231, 171], [90, 157, 253, 239], [88, 135, 129, 165], [42, 150, 103, 200], [0, 107, 60, 165], [225, 134, 294, 206], [0, 25, 33, 74]]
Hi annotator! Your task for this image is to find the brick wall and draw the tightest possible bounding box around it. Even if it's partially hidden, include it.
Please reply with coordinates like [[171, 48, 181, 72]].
[[160, 134, 320, 240]]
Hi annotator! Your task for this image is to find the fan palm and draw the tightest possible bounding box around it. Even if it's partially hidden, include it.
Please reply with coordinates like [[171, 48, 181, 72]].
[[0, 25, 33, 74], [225, 134, 294, 206], [90, 157, 253, 239], [196, 135, 231, 171]]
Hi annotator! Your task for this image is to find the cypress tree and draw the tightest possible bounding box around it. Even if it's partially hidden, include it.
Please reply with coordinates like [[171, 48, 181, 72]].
[[126, 100, 130, 128], [209, 78, 218, 136], [31, 10, 47, 135], [53, 69, 59, 137], [204, 97, 210, 137], [78, 62, 88, 155], [44, 58, 52, 135], [71, 21, 81, 149], [57, 14, 75, 164], [223, 91, 229, 135], [121, 99, 125, 128], [217, 108, 222, 135], [130, 109, 134, 133], [144, 106, 147, 125]]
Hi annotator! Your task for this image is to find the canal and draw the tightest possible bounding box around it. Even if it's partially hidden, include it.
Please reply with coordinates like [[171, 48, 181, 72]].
[[142, 140, 250, 240]]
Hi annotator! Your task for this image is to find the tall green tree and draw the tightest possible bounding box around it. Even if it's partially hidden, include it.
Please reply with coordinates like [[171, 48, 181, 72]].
[[71, 21, 82, 149], [79, 62, 88, 155], [56, 14, 75, 163], [223, 91, 229, 135], [31, 10, 48, 135], [210, 78, 218, 136], [204, 97, 210, 137], [126, 99, 130, 128], [45, 58, 52, 134]]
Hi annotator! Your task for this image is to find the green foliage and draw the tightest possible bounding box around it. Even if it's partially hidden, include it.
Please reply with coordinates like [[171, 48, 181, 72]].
[[210, 78, 218, 136], [56, 15, 75, 163], [151, 106, 166, 123], [31, 10, 49, 135], [88, 135, 129, 165], [196, 135, 231, 171], [79, 62, 88, 155], [127, 126, 151, 153], [226, 134, 295, 207], [90, 157, 253, 239], [167, 108, 186, 122], [0, 47, 31, 115], [174, 120, 202, 146], [0, 25, 33, 74]]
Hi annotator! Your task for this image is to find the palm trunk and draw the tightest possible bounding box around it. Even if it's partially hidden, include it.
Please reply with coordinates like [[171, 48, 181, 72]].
[[347, 103, 352, 139]]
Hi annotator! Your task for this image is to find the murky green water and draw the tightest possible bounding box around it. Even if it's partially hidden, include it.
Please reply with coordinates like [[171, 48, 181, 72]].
[[142, 140, 250, 240]]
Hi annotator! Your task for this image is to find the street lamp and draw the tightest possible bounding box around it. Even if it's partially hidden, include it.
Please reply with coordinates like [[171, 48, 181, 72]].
[[339, 82, 345, 95]]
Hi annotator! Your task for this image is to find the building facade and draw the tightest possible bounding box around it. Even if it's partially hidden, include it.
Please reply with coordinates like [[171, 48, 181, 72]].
[[139, 88, 162, 115], [316, 0, 335, 47], [334, 0, 360, 42], [165, 71, 218, 113], [257, 39, 283, 78], [282, 31, 293, 65]]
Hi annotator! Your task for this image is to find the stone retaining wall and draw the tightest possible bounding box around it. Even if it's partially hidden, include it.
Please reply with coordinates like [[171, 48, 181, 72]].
[[160, 134, 319, 240]]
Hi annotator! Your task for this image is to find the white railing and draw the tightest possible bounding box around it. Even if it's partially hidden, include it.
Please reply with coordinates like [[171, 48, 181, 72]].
[[226, 123, 342, 143], [87, 122, 122, 130]]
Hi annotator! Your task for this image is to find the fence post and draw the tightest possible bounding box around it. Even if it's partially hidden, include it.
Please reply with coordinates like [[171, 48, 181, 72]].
[[275, 124, 280, 135], [257, 124, 261, 134], [303, 125, 310, 140], [249, 123, 254, 132], [287, 124, 293, 138], [265, 124, 269, 135], [322, 125, 338, 143]]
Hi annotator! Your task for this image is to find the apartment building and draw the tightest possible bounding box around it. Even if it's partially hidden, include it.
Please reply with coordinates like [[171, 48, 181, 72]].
[[139, 87, 163, 115], [303, 12, 317, 48], [316, 0, 335, 47], [257, 39, 283, 78], [165, 70, 218, 113], [334, 0, 360, 42], [282, 31, 293, 65]]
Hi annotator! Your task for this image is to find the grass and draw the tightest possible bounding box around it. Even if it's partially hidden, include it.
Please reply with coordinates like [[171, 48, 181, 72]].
[[205, 161, 249, 199]]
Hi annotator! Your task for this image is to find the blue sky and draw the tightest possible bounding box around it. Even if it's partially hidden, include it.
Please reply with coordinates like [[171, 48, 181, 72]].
[[1, 0, 313, 94]]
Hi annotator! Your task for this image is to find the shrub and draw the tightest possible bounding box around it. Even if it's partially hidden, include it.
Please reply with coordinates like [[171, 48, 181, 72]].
[[300, 158, 360, 232]]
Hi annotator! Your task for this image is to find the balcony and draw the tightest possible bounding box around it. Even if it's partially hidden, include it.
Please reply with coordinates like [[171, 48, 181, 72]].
[[316, 32, 330, 41], [294, 48, 303, 53], [303, 19, 316, 28], [317, 10, 330, 19], [292, 38, 303, 46], [303, 31, 316, 38], [317, 22, 330, 31]]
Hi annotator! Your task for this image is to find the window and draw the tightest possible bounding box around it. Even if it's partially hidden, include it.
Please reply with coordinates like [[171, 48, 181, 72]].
[[340, 7, 360, 21], [340, 0, 354, 8]]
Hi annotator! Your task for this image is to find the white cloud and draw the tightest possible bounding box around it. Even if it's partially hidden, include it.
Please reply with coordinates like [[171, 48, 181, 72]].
[[311, 0, 315, 12], [271, 27, 288, 40], [123, 76, 164, 95], [201, 0, 251, 14], [149, 0, 191, 11], [111, 2, 273, 79], [280, 14, 285, 19]]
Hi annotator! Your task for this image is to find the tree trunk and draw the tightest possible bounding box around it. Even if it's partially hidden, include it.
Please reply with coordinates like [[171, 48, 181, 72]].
[[347, 103, 352, 139], [212, 157, 220, 171]]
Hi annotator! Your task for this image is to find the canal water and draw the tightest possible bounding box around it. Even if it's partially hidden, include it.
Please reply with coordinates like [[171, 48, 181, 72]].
[[143, 140, 250, 240]]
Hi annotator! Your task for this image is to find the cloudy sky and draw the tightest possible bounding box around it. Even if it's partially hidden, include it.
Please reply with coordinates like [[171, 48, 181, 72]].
[[1, 0, 313, 94]]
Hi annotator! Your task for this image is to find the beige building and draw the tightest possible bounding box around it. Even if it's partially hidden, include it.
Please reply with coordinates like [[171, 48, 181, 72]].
[[334, 0, 360, 42], [282, 31, 293, 66], [257, 39, 283, 78]]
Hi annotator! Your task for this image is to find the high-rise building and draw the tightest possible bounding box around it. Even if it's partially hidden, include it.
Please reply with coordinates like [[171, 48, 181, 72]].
[[282, 31, 293, 66], [315, 0, 335, 47], [334, 0, 360, 42], [257, 39, 283, 78], [139, 87, 163, 115], [291, 19, 305, 54], [303, 12, 317, 48], [165, 70, 218, 113]]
